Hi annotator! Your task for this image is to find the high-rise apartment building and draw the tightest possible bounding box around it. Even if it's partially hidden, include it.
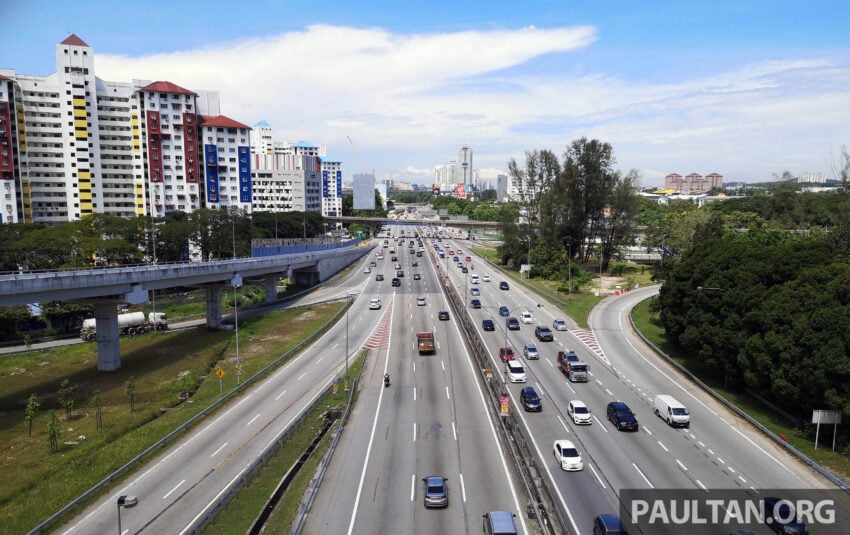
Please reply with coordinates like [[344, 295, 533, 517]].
[[1, 35, 333, 227], [664, 172, 723, 194], [320, 158, 343, 217]]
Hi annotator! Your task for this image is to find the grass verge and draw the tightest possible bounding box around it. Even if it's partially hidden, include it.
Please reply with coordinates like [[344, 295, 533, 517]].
[[632, 298, 850, 483], [202, 352, 366, 534], [0, 301, 345, 535]]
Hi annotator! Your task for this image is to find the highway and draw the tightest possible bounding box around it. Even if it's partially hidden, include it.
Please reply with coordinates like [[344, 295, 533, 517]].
[[57, 225, 833, 535]]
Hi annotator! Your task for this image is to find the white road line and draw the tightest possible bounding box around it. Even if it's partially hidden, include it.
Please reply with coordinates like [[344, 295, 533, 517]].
[[566, 382, 576, 395], [593, 415, 608, 430], [698, 440, 705, 448], [605, 388, 613, 396], [445, 386, 450, 400], [246, 413, 261, 426], [642, 426, 653, 436], [545, 357, 554, 367], [316, 357, 324, 364], [413, 388, 417, 401], [413, 423, 417, 442], [331, 343, 338, 350], [410, 474, 415, 502], [441, 360, 445, 372], [589, 462, 606, 489], [717, 457, 726, 464], [210, 442, 228, 458], [657, 441, 669, 452], [452, 421, 457, 441], [633, 463, 654, 488], [179, 461, 251, 535], [696, 479, 707, 490], [297, 372, 306, 381], [274, 390, 287, 401], [728, 467, 736, 473], [162, 479, 185, 500], [676, 459, 688, 471], [557, 415, 570, 433], [459, 473, 467, 502], [739, 475, 748, 483], [707, 449, 715, 455]]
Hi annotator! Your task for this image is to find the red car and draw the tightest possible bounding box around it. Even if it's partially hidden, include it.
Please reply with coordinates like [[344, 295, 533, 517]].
[[499, 347, 515, 362], [465, 256, 471, 262]]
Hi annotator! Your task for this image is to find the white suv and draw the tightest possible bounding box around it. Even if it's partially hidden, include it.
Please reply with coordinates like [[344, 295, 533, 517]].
[[505, 359, 527, 383], [482, 274, 491, 282], [369, 299, 382, 310], [568, 400, 592, 425], [521, 311, 534, 324]]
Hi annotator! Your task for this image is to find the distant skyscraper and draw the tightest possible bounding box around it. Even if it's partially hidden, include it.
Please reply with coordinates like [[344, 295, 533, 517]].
[[353, 173, 376, 210], [458, 146, 473, 185]]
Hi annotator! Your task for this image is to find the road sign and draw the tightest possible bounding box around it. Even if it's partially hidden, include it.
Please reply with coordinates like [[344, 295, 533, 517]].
[[215, 368, 225, 378], [500, 396, 511, 416]]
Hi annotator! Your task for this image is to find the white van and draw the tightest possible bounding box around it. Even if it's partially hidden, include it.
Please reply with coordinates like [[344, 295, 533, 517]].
[[654, 395, 690, 428]]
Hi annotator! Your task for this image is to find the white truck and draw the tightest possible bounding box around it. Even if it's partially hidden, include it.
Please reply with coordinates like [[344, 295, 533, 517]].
[[653, 395, 690, 428], [80, 311, 168, 341]]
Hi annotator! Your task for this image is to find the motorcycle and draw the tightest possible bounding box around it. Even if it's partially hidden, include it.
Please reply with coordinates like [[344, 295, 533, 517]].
[[383, 373, 390, 388]]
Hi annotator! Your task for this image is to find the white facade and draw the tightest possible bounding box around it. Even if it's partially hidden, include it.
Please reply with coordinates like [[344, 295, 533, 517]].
[[353, 172, 376, 210], [320, 159, 343, 217]]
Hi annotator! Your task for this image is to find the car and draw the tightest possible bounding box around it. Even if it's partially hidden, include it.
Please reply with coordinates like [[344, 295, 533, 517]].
[[375, 274, 384, 281], [417, 297, 426, 306], [552, 318, 568, 331], [522, 343, 539, 360], [470, 299, 482, 309], [553, 440, 584, 471], [568, 400, 592, 425], [762, 497, 808, 534], [412, 261, 418, 267], [470, 274, 480, 284], [391, 256, 398, 261], [369, 260, 377, 267], [607, 401, 639, 431], [369, 298, 382, 310], [499, 347, 515, 361], [470, 287, 480, 296], [520, 386, 542, 411], [499, 306, 510, 317], [482, 274, 491, 282], [534, 326, 554, 341], [438, 310, 450, 321], [499, 281, 510, 290], [396, 270, 404, 277], [521, 311, 534, 324], [376, 255, 384, 261], [453, 256, 459, 262], [482, 319, 495, 331], [593, 514, 628, 535], [363, 267, 371, 273], [505, 359, 527, 383], [506, 317, 520, 330], [465, 256, 472, 262], [413, 273, 421, 280], [449, 250, 455, 255], [461, 267, 468, 273], [392, 278, 401, 287], [394, 263, 401, 269], [458, 262, 465, 269], [422, 476, 448, 508]]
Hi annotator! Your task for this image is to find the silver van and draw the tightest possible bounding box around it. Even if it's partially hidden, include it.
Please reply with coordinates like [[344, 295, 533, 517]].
[[483, 511, 518, 535]]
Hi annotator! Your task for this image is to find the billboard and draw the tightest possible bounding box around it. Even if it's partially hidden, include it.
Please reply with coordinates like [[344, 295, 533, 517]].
[[353, 173, 376, 210]]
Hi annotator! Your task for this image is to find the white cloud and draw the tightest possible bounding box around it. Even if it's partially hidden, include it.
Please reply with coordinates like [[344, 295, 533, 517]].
[[94, 24, 850, 183]]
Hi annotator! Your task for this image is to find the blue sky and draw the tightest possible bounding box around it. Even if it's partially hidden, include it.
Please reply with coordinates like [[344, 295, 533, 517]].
[[2, 0, 849, 185]]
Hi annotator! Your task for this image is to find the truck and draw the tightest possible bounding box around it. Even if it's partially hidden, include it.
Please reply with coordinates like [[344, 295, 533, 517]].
[[80, 311, 168, 341], [417, 331, 435, 354], [557, 350, 589, 382]]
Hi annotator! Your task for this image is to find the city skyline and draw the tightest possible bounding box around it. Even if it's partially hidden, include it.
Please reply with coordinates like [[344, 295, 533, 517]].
[[2, 0, 849, 187]]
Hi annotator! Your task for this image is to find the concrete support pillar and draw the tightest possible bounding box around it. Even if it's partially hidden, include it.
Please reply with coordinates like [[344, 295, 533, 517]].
[[205, 286, 223, 329], [95, 303, 121, 371], [264, 275, 278, 303]]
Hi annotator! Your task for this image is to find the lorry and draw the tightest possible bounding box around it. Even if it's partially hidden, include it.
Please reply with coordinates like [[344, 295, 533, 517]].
[[557, 350, 589, 382], [80, 311, 168, 341], [417, 331, 435, 354]]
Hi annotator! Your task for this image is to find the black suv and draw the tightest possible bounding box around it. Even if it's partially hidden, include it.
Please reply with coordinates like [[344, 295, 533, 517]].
[[391, 278, 401, 287], [506, 317, 520, 330], [607, 401, 639, 431], [375, 274, 384, 281], [482, 319, 495, 331], [520, 387, 542, 412], [534, 325, 554, 341], [762, 497, 808, 534], [499, 281, 510, 290]]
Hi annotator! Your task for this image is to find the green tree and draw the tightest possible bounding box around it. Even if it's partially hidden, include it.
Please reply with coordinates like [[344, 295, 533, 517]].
[[125, 376, 137, 412], [59, 378, 75, 421], [47, 410, 60, 453], [25, 393, 40, 437], [91, 389, 103, 431]]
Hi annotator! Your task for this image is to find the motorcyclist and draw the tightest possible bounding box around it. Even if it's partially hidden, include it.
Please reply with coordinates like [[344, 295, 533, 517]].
[[383, 372, 390, 387]]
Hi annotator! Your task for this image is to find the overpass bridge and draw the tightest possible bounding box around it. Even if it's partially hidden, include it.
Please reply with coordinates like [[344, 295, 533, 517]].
[[325, 215, 499, 229], [0, 242, 372, 371]]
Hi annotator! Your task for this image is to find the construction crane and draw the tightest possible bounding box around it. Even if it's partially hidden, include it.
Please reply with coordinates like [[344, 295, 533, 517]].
[[346, 136, 372, 174]]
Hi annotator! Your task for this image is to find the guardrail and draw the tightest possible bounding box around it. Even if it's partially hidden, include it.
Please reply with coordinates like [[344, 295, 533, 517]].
[[628, 300, 850, 491], [28, 298, 351, 535]]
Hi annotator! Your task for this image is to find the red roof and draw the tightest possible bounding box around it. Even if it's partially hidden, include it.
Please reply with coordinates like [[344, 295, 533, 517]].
[[139, 81, 197, 96], [61, 34, 89, 47], [200, 115, 251, 130]]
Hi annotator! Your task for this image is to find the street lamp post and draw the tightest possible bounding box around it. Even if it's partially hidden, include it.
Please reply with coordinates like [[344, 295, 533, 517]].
[[117, 495, 138, 535], [567, 242, 572, 303], [345, 292, 352, 388], [232, 275, 243, 384]]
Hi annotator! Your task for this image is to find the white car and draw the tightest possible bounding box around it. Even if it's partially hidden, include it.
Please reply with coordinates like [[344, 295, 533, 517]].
[[553, 318, 568, 331], [369, 298, 382, 310], [568, 400, 592, 425], [505, 359, 527, 383], [553, 440, 584, 471], [364, 267, 371, 274], [521, 311, 534, 324], [470, 274, 480, 284], [417, 297, 426, 306], [482, 274, 491, 282]]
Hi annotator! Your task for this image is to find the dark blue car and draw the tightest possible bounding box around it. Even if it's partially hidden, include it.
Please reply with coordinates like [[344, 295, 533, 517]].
[[482, 319, 495, 331], [499, 306, 510, 317]]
